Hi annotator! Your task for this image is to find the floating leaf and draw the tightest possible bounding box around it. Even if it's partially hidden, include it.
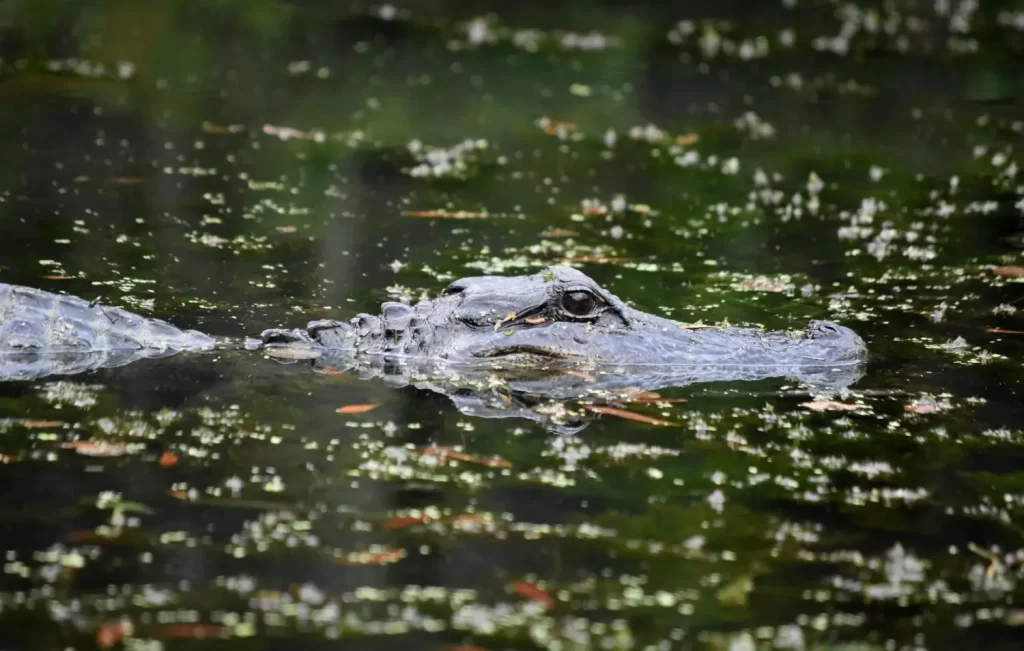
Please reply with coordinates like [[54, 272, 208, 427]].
[[380, 515, 433, 531], [904, 403, 937, 414], [336, 403, 380, 415], [537, 118, 577, 135], [65, 530, 109, 543], [156, 624, 224, 639], [21, 420, 64, 429], [158, 452, 179, 468], [445, 513, 490, 527], [111, 500, 156, 515], [968, 542, 1002, 579], [987, 327, 1024, 334], [404, 210, 489, 219], [511, 580, 554, 609], [716, 574, 754, 605], [618, 391, 664, 400], [263, 124, 323, 141], [613, 390, 687, 404], [65, 441, 128, 457], [96, 620, 133, 648], [735, 276, 790, 292], [417, 446, 513, 469], [585, 405, 677, 426], [992, 266, 1024, 277], [202, 121, 244, 134], [1005, 610, 1024, 626], [800, 400, 861, 412], [340, 547, 406, 565]]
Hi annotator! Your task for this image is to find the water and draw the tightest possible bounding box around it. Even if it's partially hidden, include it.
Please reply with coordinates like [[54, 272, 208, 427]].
[[1, 1, 1023, 648]]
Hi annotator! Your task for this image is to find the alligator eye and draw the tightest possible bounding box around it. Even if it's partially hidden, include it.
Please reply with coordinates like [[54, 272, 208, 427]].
[[561, 290, 598, 317]]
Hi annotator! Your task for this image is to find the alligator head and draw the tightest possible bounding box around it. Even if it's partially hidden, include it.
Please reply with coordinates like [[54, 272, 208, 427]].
[[260, 266, 867, 370], [254, 266, 868, 433]]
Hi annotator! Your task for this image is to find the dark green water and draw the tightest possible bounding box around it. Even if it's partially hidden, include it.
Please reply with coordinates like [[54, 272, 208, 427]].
[[1, 1, 1023, 649]]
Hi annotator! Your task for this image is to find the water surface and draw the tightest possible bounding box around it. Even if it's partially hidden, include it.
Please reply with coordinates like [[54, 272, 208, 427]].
[[1, 1, 1023, 649]]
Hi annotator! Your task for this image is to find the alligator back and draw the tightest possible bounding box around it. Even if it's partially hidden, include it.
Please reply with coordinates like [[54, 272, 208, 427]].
[[0, 284, 216, 353]]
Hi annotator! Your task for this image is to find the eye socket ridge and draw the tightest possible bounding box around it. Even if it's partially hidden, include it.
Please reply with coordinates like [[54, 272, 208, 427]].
[[442, 281, 466, 296], [558, 287, 605, 319]]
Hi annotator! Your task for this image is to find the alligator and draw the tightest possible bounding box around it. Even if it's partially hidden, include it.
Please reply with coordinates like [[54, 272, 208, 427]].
[[0, 266, 867, 427]]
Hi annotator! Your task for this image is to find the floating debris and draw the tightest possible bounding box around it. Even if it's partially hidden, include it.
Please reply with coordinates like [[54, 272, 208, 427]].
[[404, 210, 490, 219], [800, 400, 863, 412], [585, 405, 677, 426], [336, 404, 381, 415]]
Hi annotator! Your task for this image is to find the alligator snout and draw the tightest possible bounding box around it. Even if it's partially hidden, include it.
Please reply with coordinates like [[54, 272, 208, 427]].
[[802, 320, 867, 365]]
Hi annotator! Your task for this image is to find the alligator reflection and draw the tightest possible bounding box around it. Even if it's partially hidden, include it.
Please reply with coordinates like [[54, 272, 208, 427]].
[[0, 345, 864, 433], [270, 350, 866, 434]]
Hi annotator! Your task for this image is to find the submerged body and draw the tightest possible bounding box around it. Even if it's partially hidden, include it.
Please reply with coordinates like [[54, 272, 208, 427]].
[[0, 267, 867, 384], [0, 283, 215, 381]]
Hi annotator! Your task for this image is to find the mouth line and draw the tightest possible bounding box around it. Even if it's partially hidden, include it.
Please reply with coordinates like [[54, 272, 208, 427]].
[[473, 344, 575, 360]]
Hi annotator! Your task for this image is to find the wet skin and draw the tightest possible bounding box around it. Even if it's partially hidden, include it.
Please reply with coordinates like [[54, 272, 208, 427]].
[[0, 267, 867, 382]]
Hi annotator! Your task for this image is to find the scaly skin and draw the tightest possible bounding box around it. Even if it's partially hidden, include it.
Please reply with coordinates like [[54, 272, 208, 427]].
[[1, 267, 867, 386], [258, 266, 867, 369], [0, 284, 214, 381]]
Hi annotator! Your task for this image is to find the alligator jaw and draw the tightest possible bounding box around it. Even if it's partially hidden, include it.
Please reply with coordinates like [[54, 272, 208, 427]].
[[472, 344, 575, 360], [455, 309, 867, 368]]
